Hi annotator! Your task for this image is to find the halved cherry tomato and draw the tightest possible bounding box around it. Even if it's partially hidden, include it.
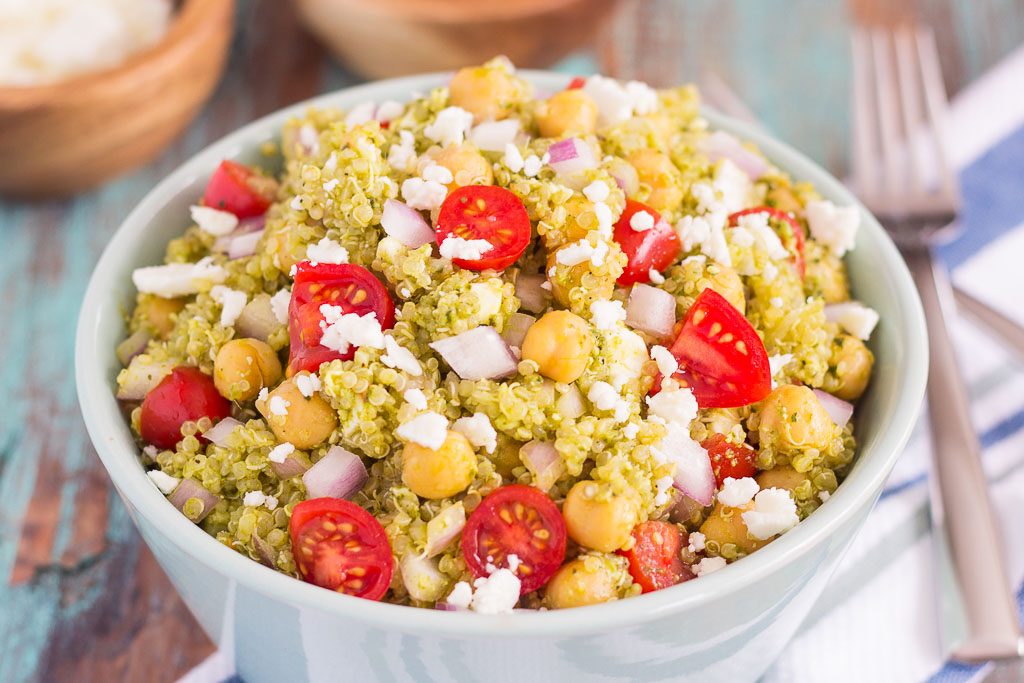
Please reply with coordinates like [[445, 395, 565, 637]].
[[702, 433, 758, 486], [657, 288, 771, 408], [287, 262, 395, 375], [728, 207, 805, 278], [566, 76, 587, 90], [462, 485, 567, 594], [436, 185, 531, 271], [203, 160, 277, 219], [620, 521, 693, 593], [612, 199, 681, 285], [289, 498, 394, 601], [140, 366, 231, 449]]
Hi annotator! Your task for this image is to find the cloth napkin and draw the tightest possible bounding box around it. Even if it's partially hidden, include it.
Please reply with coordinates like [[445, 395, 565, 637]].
[[179, 46, 1024, 683]]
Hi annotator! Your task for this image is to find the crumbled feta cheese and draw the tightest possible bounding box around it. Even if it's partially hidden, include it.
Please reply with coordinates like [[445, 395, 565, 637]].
[[630, 210, 655, 232], [319, 306, 386, 354], [687, 531, 706, 553], [654, 475, 675, 506], [210, 285, 247, 328], [539, 281, 552, 291], [582, 75, 659, 127], [452, 413, 497, 454], [446, 581, 474, 609], [762, 261, 779, 282], [768, 353, 794, 388], [805, 200, 859, 256], [556, 238, 608, 267], [593, 201, 614, 236], [607, 328, 649, 390], [143, 445, 159, 458], [819, 490, 831, 503], [676, 213, 731, 267], [323, 152, 338, 172], [729, 226, 755, 248], [742, 488, 800, 540], [770, 296, 784, 309], [439, 236, 493, 261], [522, 153, 546, 178], [623, 423, 640, 439], [289, 196, 304, 211], [469, 119, 520, 152], [400, 287, 412, 298], [717, 476, 760, 507], [423, 106, 474, 146], [132, 257, 228, 297], [243, 491, 267, 507], [470, 568, 521, 614], [376, 100, 404, 123], [267, 442, 295, 464], [506, 554, 521, 573], [268, 396, 290, 416], [825, 302, 879, 340], [191, 205, 238, 237], [590, 299, 626, 330], [298, 124, 319, 155], [396, 411, 449, 450], [503, 143, 525, 173], [736, 212, 789, 260], [265, 495, 279, 511], [587, 381, 620, 411], [645, 384, 699, 426], [388, 131, 417, 172], [650, 345, 678, 378], [694, 556, 727, 577], [421, 162, 454, 185], [403, 388, 428, 411], [295, 373, 321, 398], [401, 176, 448, 211], [381, 335, 422, 376], [270, 289, 291, 324], [147, 470, 179, 495], [322, 178, 340, 194], [713, 160, 754, 214], [582, 180, 611, 203], [257, 387, 268, 403], [648, 268, 665, 284]]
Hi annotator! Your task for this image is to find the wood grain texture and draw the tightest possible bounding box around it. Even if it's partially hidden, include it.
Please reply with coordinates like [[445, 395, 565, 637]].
[[0, 1, 1020, 681]]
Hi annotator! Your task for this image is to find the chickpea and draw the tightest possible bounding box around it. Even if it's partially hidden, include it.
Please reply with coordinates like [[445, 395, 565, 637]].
[[402, 430, 478, 500], [214, 338, 283, 401], [536, 90, 598, 138], [804, 247, 850, 303], [563, 480, 638, 552], [137, 295, 184, 339], [256, 375, 337, 449], [822, 334, 874, 401], [544, 556, 619, 609], [448, 65, 520, 122], [673, 258, 746, 315], [628, 149, 683, 213], [431, 143, 493, 189], [755, 465, 808, 496], [758, 385, 835, 456], [766, 185, 803, 214], [489, 434, 524, 480], [521, 310, 594, 384], [699, 501, 766, 557]]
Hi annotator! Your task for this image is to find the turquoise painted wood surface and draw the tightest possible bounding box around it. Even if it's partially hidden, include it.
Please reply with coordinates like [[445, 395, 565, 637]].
[[0, 1, 1021, 680]]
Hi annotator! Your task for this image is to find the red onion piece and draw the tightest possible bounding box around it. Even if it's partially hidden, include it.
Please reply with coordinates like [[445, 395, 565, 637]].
[[270, 452, 310, 480], [252, 533, 277, 568], [429, 326, 518, 381], [626, 284, 677, 340], [116, 358, 174, 401], [434, 601, 464, 612], [520, 440, 565, 491], [501, 312, 536, 349], [213, 216, 266, 253], [658, 424, 716, 506], [235, 294, 280, 342], [515, 272, 551, 314], [302, 446, 368, 499], [607, 157, 640, 196], [424, 503, 466, 558], [400, 553, 448, 602], [668, 489, 706, 524], [813, 389, 854, 428], [116, 329, 151, 366], [555, 384, 585, 419], [699, 131, 769, 180], [382, 199, 435, 249], [168, 478, 221, 523], [547, 137, 597, 177], [226, 229, 265, 259], [203, 417, 242, 447], [470, 119, 521, 152]]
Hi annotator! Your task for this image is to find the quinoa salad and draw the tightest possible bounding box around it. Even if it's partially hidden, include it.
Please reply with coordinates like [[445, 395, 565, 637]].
[[116, 58, 879, 613]]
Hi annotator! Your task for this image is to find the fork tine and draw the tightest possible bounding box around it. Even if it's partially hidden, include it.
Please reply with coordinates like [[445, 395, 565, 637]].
[[915, 26, 959, 201], [870, 29, 905, 201], [850, 28, 879, 200], [893, 27, 926, 196]]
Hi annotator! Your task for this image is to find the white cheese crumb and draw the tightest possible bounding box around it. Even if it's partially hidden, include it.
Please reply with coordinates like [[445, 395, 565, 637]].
[[805, 200, 859, 256], [446, 581, 474, 609], [243, 491, 267, 507], [470, 568, 521, 614], [623, 423, 640, 439], [452, 413, 497, 454], [294, 373, 321, 398], [267, 442, 295, 464], [210, 285, 247, 328], [736, 212, 790, 260], [289, 196, 304, 211], [717, 476, 760, 507], [396, 411, 449, 450], [344, 101, 376, 127], [676, 212, 732, 267], [582, 180, 610, 203], [650, 345, 678, 378], [298, 124, 319, 155], [469, 119, 520, 152], [270, 289, 291, 324], [323, 152, 338, 172], [257, 387, 268, 403], [645, 384, 699, 427], [630, 210, 655, 232], [648, 268, 665, 285], [819, 491, 831, 503], [694, 556, 727, 577], [768, 353, 794, 389], [376, 100, 405, 123], [191, 205, 239, 237], [593, 201, 614, 237], [589, 299, 626, 330], [742, 488, 800, 540], [143, 445, 159, 458], [556, 239, 605, 267], [825, 302, 879, 340], [503, 143, 525, 173], [322, 178, 340, 194], [522, 153, 546, 178], [319, 306, 386, 354], [403, 388, 428, 411], [687, 531, 706, 553], [582, 75, 659, 127], [421, 162, 454, 185], [770, 296, 784, 309], [439, 236, 493, 261], [654, 475, 675, 506], [268, 396, 290, 416], [388, 131, 417, 172], [381, 335, 423, 376], [423, 106, 474, 146], [265, 495, 279, 511], [401, 176, 448, 211], [132, 257, 227, 298], [306, 237, 349, 265], [506, 554, 521, 573], [147, 470, 180, 495]]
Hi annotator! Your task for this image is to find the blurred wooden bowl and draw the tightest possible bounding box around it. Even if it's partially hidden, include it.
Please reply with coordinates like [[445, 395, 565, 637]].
[[0, 0, 235, 199], [292, 0, 621, 80]]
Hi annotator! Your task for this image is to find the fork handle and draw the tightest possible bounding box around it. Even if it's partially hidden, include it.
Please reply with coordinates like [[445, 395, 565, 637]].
[[906, 247, 1024, 662], [953, 286, 1024, 363]]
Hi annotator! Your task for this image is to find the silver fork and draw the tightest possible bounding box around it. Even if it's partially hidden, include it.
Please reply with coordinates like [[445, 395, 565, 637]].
[[852, 25, 1024, 662]]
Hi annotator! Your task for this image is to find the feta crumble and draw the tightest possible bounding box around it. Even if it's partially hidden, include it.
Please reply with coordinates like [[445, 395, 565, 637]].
[[446, 581, 474, 610], [736, 212, 790, 260], [676, 213, 731, 267], [270, 289, 291, 324], [556, 239, 608, 267], [645, 384, 699, 427], [623, 423, 640, 439], [654, 475, 675, 506], [319, 307, 386, 354], [396, 411, 449, 450], [593, 202, 614, 237], [147, 470, 180, 495], [210, 285, 247, 328], [469, 119, 520, 152], [587, 381, 630, 421], [687, 531, 706, 553], [423, 106, 474, 146], [190, 205, 238, 236], [824, 302, 879, 340], [582, 180, 611, 203], [717, 476, 759, 507], [648, 268, 665, 285], [694, 556, 727, 577], [470, 568, 521, 614], [403, 388, 428, 411], [630, 210, 655, 232], [522, 153, 546, 178], [582, 75, 659, 127], [306, 237, 349, 265], [421, 162, 454, 185], [388, 131, 417, 172], [295, 373, 321, 398], [401, 176, 448, 211], [132, 257, 227, 298], [589, 299, 626, 330], [381, 336, 423, 376], [805, 200, 859, 256], [452, 413, 498, 454], [267, 443, 295, 464], [439, 236, 493, 261], [503, 143, 525, 173], [650, 345, 678, 378], [243, 491, 267, 507], [768, 353, 794, 388], [268, 396, 290, 416], [741, 488, 800, 540]]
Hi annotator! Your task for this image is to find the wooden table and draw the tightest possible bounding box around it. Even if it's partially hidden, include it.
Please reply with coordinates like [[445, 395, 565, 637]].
[[0, 1, 1020, 680]]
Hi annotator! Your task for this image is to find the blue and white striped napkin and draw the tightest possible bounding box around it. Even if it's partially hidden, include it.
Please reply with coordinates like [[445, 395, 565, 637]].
[[764, 44, 1024, 683]]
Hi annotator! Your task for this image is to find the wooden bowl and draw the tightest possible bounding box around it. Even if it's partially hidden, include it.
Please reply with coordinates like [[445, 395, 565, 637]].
[[292, 0, 621, 80], [0, 0, 235, 199]]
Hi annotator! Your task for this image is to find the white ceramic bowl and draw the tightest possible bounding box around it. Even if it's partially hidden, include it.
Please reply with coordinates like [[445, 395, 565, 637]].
[[76, 71, 927, 682]]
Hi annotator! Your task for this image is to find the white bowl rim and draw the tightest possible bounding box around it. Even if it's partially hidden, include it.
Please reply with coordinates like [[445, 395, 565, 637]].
[[75, 70, 928, 639]]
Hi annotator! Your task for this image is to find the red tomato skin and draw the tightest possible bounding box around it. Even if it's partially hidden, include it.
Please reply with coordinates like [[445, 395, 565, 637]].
[[612, 200, 681, 285], [203, 160, 275, 219], [620, 521, 693, 593], [567, 76, 587, 90], [287, 262, 396, 376], [702, 434, 758, 487], [435, 185, 532, 271], [660, 288, 772, 408], [289, 498, 394, 601], [139, 366, 231, 449], [727, 207, 805, 278], [462, 485, 568, 594]]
